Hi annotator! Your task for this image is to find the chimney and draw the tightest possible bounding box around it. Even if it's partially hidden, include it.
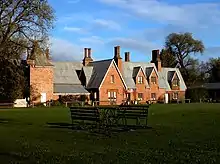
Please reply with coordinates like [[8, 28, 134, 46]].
[[151, 49, 161, 72], [125, 52, 130, 62], [113, 46, 122, 73], [82, 47, 93, 66], [84, 48, 88, 58], [114, 46, 121, 58], [88, 48, 91, 58]]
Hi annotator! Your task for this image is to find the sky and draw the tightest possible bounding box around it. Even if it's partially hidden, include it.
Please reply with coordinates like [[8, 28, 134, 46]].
[[48, 0, 220, 62]]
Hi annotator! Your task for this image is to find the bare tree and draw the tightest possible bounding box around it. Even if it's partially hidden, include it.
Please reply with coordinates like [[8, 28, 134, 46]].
[[0, 0, 55, 58]]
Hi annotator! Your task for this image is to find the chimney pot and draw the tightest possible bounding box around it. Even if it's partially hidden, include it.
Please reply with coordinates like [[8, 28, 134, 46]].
[[125, 52, 130, 62], [114, 46, 121, 58], [84, 48, 88, 58], [88, 48, 91, 58]]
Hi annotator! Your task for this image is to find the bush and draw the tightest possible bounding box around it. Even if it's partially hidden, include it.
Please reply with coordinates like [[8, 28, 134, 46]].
[[51, 100, 63, 107], [186, 88, 209, 102]]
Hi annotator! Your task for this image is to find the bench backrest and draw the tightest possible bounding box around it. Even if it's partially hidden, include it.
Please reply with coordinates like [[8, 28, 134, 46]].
[[117, 106, 148, 118], [70, 106, 99, 121]]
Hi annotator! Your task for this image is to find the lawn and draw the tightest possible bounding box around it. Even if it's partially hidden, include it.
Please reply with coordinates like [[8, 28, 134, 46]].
[[0, 103, 220, 164]]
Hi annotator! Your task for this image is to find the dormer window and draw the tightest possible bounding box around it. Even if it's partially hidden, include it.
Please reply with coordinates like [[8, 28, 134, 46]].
[[151, 76, 156, 84], [173, 79, 179, 86], [137, 76, 143, 84], [110, 75, 115, 83]]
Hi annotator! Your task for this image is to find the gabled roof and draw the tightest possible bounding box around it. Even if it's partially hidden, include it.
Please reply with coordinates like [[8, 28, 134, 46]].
[[53, 84, 89, 95], [27, 42, 53, 66], [158, 68, 187, 91], [122, 62, 157, 88], [86, 59, 112, 89], [190, 83, 220, 89], [86, 59, 127, 89], [52, 62, 82, 84]]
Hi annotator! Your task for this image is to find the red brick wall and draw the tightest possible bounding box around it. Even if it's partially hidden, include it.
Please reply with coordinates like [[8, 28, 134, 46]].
[[135, 70, 150, 103], [167, 91, 185, 101], [30, 66, 54, 103], [99, 62, 125, 105], [149, 70, 160, 100]]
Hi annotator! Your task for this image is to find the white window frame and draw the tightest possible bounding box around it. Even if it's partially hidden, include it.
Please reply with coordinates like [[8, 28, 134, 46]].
[[108, 91, 117, 102], [172, 79, 179, 87], [137, 93, 143, 101], [151, 93, 156, 100], [137, 76, 143, 84], [151, 76, 156, 84]]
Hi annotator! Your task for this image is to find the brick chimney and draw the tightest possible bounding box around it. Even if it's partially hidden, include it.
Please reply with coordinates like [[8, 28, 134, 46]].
[[125, 52, 130, 62], [114, 46, 122, 73], [151, 49, 161, 72], [83, 48, 93, 66]]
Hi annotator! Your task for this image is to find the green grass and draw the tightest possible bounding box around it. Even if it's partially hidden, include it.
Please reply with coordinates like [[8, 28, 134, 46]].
[[1, 104, 220, 163]]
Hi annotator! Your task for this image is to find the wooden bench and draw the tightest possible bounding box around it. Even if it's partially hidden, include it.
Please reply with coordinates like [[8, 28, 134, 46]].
[[0, 103, 15, 108], [69, 105, 149, 130], [70, 106, 100, 128], [117, 105, 149, 127]]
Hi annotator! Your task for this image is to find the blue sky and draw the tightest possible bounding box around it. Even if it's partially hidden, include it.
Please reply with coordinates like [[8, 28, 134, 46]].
[[48, 0, 220, 62]]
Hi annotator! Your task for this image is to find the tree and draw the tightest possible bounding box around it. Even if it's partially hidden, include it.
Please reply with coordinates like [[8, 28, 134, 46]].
[[0, 0, 55, 58], [208, 57, 220, 82], [0, 59, 25, 102], [160, 48, 177, 67], [164, 32, 205, 85], [0, 0, 55, 102]]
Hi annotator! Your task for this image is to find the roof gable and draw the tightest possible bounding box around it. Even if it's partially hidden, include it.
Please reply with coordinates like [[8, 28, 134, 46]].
[[158, 68, 187, 91], [99, 60, 127, 89], [86, 59, 112, 89]]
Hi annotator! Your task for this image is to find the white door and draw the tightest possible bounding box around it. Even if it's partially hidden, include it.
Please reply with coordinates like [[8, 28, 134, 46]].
[[41, 93, 47, 103], [165, 93, 169, 104]]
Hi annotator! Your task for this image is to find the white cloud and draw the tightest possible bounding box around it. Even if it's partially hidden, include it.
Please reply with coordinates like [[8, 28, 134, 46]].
[[93, 19, 121, 30], [79, 36, 105, 45], [58, 13, 121, 32], [63, 26, 88, 34], [107, 37, 158, 54], [98, 0, 220, 27], [49, 37, 83, 61]]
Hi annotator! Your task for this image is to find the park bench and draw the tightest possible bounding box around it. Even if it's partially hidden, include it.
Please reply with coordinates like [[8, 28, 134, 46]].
[[0, 102, 15, 108], [117, 105, 149, 127], [70, 106, 100, 128], [70, 105, 149, 131]]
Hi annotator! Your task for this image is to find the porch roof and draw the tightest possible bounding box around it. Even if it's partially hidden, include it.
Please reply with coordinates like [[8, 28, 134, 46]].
[[53, 84, 90, 95]]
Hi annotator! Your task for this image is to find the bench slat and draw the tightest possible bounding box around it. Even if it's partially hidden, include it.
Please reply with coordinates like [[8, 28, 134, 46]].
[[71, 112, 99, 117], [70, 110, 98, 114], [71, 116, 99, 121]]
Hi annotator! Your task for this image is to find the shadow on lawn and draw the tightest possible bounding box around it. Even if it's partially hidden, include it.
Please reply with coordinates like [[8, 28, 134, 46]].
[[46, 122, 152, 136], [0, 118, 13, 124], [47, 122, 73, 130]]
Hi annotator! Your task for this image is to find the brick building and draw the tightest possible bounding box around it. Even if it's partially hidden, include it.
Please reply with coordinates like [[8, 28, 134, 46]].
[[25, 43, 187, 105], [80, 46, 187, 105]]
